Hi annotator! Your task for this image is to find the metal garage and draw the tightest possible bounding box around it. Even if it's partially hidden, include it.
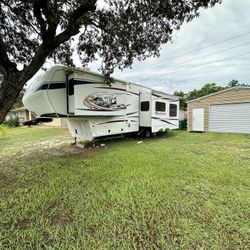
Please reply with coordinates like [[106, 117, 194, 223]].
[[187, 87, 250, 134]]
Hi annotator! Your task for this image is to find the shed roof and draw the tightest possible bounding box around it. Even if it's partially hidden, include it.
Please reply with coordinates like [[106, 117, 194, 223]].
[[187, 86, 250, 103]]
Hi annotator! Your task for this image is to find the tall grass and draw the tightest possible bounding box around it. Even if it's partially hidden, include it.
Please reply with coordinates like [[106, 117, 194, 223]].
[[0, 128, 249, 249], [0, 125, 7, 137]]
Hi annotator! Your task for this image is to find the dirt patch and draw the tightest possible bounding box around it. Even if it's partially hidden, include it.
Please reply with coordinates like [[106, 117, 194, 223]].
[[191, 150, 206, 156], [15, 218, 34, 229], [50, 144, 108, 158], [242, 157, 250, 161], [51, 215, 72, 228], [0, 171, 7, 180], [0, 172, 8, 188], [0, 171, 16, 188]]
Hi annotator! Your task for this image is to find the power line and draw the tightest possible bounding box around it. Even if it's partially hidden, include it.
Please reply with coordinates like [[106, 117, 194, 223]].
[[160, 41, 250, 69], [174, 69, 250, 85], [156, 30, 250, 66], [160, 50, 250, 75], [184, 24, 250, 48]]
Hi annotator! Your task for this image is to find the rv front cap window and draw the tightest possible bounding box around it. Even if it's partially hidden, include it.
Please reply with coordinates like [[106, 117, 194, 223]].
[[141, 101, 150, 111], [169, 104, 177, 117], [156, 102, 166, 112], [36, 83, 49, 91]]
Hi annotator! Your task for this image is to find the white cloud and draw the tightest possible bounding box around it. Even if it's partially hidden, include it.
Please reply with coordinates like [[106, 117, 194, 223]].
[[84, 0, 250, 93]]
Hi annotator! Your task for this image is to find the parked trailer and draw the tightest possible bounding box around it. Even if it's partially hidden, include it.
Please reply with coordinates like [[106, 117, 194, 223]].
[[23, 66, 179, 141]]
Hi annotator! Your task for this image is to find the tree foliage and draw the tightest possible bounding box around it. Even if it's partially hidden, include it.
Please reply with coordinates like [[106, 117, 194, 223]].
[[228, 79, 249, 87], [173, 90, 186, 109], [0, 0, 221, 122], [186, 83, 224, 101], [174, 83, 224, 108], [175, 79, 249, 108]]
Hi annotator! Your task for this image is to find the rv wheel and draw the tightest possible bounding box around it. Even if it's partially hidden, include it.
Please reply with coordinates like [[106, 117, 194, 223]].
[[145, 129, 151, 138]]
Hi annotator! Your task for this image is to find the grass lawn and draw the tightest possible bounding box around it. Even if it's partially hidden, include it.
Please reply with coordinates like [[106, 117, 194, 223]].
[[0, 127, 250, 249]]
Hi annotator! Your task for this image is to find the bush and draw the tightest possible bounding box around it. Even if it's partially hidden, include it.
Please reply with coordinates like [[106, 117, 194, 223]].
[[3, 117, 20, 127], [179, 119, 187, 130]]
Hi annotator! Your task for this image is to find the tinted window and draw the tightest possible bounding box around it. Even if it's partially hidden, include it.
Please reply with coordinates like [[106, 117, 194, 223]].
[[68, 79, 75, 96], [141, 101, 150, 111], [49, 83, 66, 89], [156, 102, 166, 112], [169, 104, 177, 117], [68, 79, 95, 95], [36, 84, 49, 91], [36, 83, 66, 92]]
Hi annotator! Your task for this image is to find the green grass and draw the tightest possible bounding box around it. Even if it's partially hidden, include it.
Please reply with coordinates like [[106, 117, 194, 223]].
[[0, 127, 250, 249]]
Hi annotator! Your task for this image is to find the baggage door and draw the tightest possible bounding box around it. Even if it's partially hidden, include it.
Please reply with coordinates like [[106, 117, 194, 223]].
[[139, 92, 151, 127]]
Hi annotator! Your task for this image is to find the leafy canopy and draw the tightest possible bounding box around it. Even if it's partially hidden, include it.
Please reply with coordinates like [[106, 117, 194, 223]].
[[174, 80, 250, 109], [0, 0, 221, 76], [0, 0, 222, 123]]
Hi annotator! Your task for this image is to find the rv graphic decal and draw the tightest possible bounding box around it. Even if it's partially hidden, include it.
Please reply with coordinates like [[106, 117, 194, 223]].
[[84, 92, 126, 111]]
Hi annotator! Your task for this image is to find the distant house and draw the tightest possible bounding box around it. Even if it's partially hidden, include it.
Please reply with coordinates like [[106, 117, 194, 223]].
[[187, 87, 250, 134], [5, 107, 36, 122], [5, 107, 68, 128]]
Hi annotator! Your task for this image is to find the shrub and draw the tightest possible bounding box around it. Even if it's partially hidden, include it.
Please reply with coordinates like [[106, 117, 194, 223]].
[[179, 119, 187, 130], [3, 117, 20, 127]]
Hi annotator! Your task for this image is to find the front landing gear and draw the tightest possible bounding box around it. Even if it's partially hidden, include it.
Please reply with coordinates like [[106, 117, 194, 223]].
[[139, 128, 152, 138], [145, 129, 152, 138]]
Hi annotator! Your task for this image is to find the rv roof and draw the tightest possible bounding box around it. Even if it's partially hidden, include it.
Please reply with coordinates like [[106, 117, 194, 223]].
[[152, 90, 179, 100], [55, 65, 136, 85], [49, 65, 177, 93]]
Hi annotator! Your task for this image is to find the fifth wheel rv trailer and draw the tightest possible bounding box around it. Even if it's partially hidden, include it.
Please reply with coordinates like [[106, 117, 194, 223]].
[[23, 66, 179, 141]]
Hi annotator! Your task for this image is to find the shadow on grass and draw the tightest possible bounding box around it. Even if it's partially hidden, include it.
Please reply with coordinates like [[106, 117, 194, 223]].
[[92, 129, 177, 145]]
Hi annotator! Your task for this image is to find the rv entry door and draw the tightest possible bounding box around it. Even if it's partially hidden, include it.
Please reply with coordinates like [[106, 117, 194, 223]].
[[139, 92, 151, 127]]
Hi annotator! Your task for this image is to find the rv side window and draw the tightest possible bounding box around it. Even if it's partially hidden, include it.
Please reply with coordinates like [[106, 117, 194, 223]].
[[169, 104, 177, 117], [156, 102, 166, 112], [141, 101, 150, 111]]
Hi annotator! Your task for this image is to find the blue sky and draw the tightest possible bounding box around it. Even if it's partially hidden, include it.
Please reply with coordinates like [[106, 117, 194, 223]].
[[84, 0, 250, 94]]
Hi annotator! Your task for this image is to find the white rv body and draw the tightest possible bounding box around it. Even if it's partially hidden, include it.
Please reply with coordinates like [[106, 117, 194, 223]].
[[23, 66, 179, 141]]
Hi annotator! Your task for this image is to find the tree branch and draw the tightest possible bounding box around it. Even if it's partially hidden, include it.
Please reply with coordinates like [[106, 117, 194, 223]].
[[33, 0, 47, 39], [0, 36, 16, 74], [20, 0, 97, 83], [1, 0, 41, 36], [53, 0, 97, 45]]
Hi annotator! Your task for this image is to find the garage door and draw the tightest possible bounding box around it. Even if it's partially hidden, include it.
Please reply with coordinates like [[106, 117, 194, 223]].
[[209, 103, 250, 134]]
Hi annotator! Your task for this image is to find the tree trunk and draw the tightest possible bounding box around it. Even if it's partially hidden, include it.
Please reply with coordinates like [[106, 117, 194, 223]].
[[0, 44, 52, 124], [0, 71, 23, 123]]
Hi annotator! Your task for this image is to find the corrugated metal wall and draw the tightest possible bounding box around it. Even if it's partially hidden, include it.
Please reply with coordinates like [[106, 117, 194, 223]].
[[209, 103, 250, 133]]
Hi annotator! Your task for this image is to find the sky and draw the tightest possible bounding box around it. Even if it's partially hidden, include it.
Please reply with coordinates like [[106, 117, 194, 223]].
[[84, 0, 250, 94], [44, 0, 250, 94]]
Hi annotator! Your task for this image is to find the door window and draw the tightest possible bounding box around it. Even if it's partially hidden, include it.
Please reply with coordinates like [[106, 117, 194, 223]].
[[141, 101, 150, 111]]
